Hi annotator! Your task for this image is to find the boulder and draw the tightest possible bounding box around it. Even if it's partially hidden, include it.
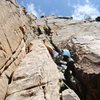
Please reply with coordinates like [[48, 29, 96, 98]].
[[95, 16, 100, 22], [62, 89, 80, 100]]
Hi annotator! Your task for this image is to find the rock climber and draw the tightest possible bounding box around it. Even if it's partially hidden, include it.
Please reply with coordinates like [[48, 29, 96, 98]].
[[44, 40, 83, 99], [43, 40, 75, 73]]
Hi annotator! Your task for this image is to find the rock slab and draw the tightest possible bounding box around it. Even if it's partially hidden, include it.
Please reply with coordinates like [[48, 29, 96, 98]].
[[6, 40, 60, 100]]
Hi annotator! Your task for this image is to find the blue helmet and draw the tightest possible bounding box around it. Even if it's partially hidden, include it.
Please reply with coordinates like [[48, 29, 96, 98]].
[[61, 49, 71, 58]]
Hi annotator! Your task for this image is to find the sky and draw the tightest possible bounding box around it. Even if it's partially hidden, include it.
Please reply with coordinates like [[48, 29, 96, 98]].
[[17, 0, 100, 20]]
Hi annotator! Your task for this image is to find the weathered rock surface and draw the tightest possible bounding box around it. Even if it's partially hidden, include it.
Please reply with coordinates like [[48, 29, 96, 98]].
[[6, 40, 60, 100], [0, 74, 8, 100], [36, 16, 100, 100], [0, 0, 100, 100], [34, 16, 100, 49], [66, 34, 100, 100], [0, 0, 36, 99]]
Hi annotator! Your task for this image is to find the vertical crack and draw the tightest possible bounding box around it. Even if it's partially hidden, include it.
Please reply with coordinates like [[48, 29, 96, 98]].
[[8, 72, 14, 84], [3, 32, 13, 53], [42, 86, 47, 100]]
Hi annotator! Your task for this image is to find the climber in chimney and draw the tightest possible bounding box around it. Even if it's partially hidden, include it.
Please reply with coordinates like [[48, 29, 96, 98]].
[[59, 49, 75, 72], [43, 40, 75, 73], [44, 40, 83, 98]]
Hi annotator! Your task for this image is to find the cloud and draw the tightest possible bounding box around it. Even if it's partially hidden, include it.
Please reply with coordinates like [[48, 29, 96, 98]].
[[26, 3, 39, 17], [38, 8, 45, 16], [72, 0, 100, 20], [85, 0, 89, 3]]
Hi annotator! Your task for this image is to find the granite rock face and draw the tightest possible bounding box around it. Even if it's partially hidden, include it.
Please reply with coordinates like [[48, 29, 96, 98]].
[[0, 0, 100, 100], [6, 40, 60, 100], [66, 34, 100, 100], [0, 0, 36, 99], [34, 16, 100, 100]]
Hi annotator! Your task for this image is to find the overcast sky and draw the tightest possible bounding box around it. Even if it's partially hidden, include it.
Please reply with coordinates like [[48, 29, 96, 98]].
[[17, 0, 100, 20]]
